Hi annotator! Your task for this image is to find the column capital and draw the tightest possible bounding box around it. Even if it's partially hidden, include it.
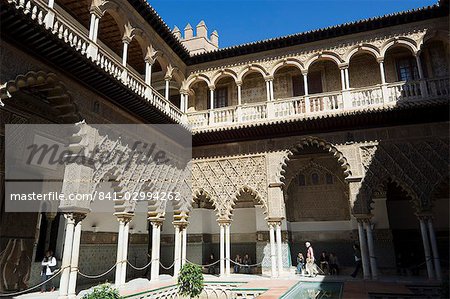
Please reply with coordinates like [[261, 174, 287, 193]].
[[149, 217, 164, 226], [236, 80, 243, 86], [89, 7, 103, 18], [301, 70, 308, 76], [164, 75, 172, 81], [376, 57, 384, 63], [122, 36, 132, 44], [267, 217, 282, 227], [353, 213, 373, 223], [338, 63, 349, 70], [416, 211, 433, 221], [264, 76, 274, 82], [64, 212, 87, 225], [217, 218, 232, 226], [179, 89, 189, 95], [145, 56, 156, 65], [208, 85, 216, 91], [115, 212, 134, 223]]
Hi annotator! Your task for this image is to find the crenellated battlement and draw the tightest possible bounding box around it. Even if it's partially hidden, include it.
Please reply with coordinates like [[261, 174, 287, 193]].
[[173, 21, 219, 55]]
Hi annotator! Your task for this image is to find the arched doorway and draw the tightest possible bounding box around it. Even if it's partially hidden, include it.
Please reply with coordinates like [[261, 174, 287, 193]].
[[283, 142, 352, 270]]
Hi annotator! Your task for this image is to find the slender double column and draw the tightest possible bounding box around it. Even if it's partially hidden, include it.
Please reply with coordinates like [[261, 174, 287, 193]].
[[268, 222, 278, 277], [415, 54, 428, 97], [363, 218, 378, 279], [378, 58, 389, 102], [173, 220, 188, 278], [209, 86, 215, 125], [417, 213, 437, 280], [150, 220, 162, 281], [173, 225, 182, 277], [58, 213, 86, 299], [114, 213, 133, 287], [356, 218, 371, 279], [86, 9, 101, 59], [427, 218, 442, 280], [218, 220, 231, 276], [120, 37, 131, 82], [302, 71, 310, 113]]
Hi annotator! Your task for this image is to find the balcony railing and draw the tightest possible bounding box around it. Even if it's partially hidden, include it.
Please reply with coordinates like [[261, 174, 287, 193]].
[[187, 78, 449, 130], [8, 0, 183, 124]]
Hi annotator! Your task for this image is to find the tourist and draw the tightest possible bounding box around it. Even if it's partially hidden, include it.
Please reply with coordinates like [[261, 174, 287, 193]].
[[296, 252, 305, 275], [351, 244, 362, 278], [305, 242, 318, 277], [242, 254, 251, 274], [234, 254, 241, 273], [319, 251, 329, 274], [208, 253, 216, 275], [40, 250, 57, 292], [329, 253, 339, 275]]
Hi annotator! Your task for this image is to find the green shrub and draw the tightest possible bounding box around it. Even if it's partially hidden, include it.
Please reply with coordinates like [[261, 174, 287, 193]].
[[82, 283, 122, 299], [178, 263, 204, 298]]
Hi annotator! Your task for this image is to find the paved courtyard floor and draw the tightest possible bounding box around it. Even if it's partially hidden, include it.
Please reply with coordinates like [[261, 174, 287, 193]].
[[12, 274, 441, 298]]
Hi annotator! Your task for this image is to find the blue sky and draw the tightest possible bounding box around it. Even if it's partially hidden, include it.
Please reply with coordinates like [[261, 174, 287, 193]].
[[149, 0, 437, 48]]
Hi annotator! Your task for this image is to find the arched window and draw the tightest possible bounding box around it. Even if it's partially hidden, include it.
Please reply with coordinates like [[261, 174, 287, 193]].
[[326, 173, 333, 185], [311, 173, 319, 185], [298, 174, 306, 186]]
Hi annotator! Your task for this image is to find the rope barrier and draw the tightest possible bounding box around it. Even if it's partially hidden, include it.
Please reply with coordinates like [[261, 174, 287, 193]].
[[228, 259, 262, 267], [159, 260, 175, 270], [186, 259, 220, 267], [127, 260, 152, 271], [78, 263, 117, 279], [0, 268, 64, 297]]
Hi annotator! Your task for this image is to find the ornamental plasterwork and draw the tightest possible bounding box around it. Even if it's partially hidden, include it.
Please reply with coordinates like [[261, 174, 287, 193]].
[[356, 139, 449, 213], [61, 122, 192, 216], [191, 155, 268, 220]]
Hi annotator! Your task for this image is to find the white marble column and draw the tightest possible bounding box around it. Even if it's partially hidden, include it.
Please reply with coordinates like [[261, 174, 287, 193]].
[[225, 224, 231, 276], [419, 215, 435, 279], [150, 221, 161, 280], [302, 72, 310, 113], [182, 227, 187, 266], [344, 68, 350, 89], [415, 54, 428, 97], [275, 222, 283, 276], [219, 223, 225, 276], [269, 80, 274, 101], [364, 220, 378, 279], [269, 222, 277, 278], [265, 80, 271, 101], [114, 220, 125, 286], [120, 221, 130, 285], [237, 83, 242, 105], [427, 218, 442, 280], [145, 59, 153, 86], [209, 87, 215, 125], [58, 214, 75, 299], [120, 39, 130, 82], [67, 220, 82, 298], [86, 12, 100, 59], [340, 68, 346, 90], [378, 59, 389, 103], [357, 220, 370, 279], [173, 225, 182, 277], [165, 78, 171, 100]]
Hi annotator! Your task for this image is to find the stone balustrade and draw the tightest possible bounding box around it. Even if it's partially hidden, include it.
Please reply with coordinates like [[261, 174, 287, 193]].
[[187, 77, 449, 131], [8, 0, 184, 123]]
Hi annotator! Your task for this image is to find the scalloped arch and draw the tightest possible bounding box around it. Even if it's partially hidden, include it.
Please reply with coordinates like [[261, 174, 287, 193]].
[[282, 136, 352, 180], [234, 185, 268, 215]]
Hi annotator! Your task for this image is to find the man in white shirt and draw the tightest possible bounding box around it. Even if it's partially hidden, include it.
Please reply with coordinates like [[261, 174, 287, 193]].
[[40, 250, 57, 292]]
